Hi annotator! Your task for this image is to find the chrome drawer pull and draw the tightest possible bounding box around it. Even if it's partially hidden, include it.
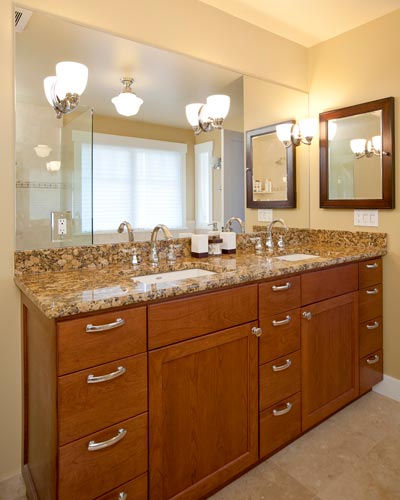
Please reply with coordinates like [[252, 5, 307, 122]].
[[366, 262, 378, 269], [302, 311, 312, 320], [272, 282, 291, 292], [118, 493, 127, 500], [272, 402, 292, 417], [87, 366, 126, 384], [88, 428, 127, 451], [272, 359, 292, 372], [86, 318, 125, 333], [366, 321, 380, 330], [366, 354, 380, 365], [366, 288, 379, 295], [272, 315, 291, 327], [251, 326, 263, 337]]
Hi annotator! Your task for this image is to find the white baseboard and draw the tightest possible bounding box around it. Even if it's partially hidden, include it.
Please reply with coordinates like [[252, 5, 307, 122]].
[[373, 375, 400, 402]]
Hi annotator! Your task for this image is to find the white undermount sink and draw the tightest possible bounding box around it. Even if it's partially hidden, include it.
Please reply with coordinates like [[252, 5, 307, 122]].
[[133, 268, 216, 285], [274, 253, 319, 262]]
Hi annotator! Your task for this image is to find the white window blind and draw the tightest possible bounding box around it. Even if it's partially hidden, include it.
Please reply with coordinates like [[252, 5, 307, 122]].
[[79, 133, 187, 233]]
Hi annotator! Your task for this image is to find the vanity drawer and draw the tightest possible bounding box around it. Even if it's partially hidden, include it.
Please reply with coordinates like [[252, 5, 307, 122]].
[[58, 413, 148, 500], [259, 392, 301, 459], [259, 350, 301, 411], [259, 276, 300, 317], [359, 258, 382, 289], [359, 317, 383, 358], [148, 284, 258, 349], [301, 263, 358, 305], [57, 307, 147, 375], [259, 309, 300, 365], [96, 473, 148, 500], [359, 284, 383, 324], [58, 353, 147, 445], [360, 349, 383, 395]]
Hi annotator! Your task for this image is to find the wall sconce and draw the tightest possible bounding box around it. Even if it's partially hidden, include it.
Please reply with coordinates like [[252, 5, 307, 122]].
[[185, 95, 230, 134], [44, 62, 88, 119], [350, 136, 389, 159], [34, 144, 52, 158], [111, 77, 143, 117], [276, 118, 317, 148], [46, 161, 61, 172]]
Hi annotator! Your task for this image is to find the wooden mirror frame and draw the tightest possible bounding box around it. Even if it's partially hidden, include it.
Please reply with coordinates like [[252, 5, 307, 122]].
[[320, 97, 395, 209], [246, 121, 296, 209]]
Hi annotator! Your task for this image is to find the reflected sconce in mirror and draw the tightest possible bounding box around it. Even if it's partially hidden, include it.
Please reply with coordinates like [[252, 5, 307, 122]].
[[34, 144, 52, 158], [276, 118, 317, 148], [44, 61, 88, 119], [111, 77, 143, 117], [46, 161, 61, 172], [350, 135, 389, 159], [185, 95, 230, 134]]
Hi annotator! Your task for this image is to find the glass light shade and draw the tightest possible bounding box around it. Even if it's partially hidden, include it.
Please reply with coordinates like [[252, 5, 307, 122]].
[[185, 103, 203, 127], [299, 117, 317, 139], [44, 76, 57, 105], [111, 92, 143, 117], [276, 123, 293, 143], [350, 138, 366, 154], [34, 144, 52, 158], [372, 135, 382, 152], [206, 95, 230, 120], [46, 160, 61, 172], [55, 61, 88, 97], [328, 122, 337, 141]]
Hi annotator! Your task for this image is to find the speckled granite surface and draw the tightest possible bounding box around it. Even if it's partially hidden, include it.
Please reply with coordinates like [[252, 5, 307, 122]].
[[14, 230, 387, 319]]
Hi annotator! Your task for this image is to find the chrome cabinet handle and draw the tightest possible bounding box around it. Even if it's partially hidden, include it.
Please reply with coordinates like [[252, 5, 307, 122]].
[[118, 493, 127, 500], [272, 315, 291, 327], [366, 321, 380, 330], [86, 317, 125, 333], [272, 402, 292, 417], [88, 428, 127, 451], [272, 359, 292, 372], [251, 327, 263, 337], [366, 262, 378, 269], [272, 282, 291, 292], [87, 366, 126, 384], [366, 354, 380, 365], [366, 288, 379, 295], [302, 311, 312, 320]]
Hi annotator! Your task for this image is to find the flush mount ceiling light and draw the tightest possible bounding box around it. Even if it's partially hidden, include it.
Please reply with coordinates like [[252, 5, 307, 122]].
[[276, 118, 317, 148], [34, 144, 52, 158], [185, 95, 230, 135], [350, 135, 389, 159], [111, 77, 144, 117], [44, 61, 88, 119]]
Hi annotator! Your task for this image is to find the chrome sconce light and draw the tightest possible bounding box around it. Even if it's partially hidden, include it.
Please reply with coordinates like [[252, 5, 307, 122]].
[[185, 95, 230, 134], [350, 135, 389, 159], [112, 77, 143, 117], [276, 118, 317, 148], [44, 61, 88, 119]]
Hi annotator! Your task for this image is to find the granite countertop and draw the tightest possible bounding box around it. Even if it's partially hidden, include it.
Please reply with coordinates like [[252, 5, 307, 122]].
[[14, 243, 386, 319]]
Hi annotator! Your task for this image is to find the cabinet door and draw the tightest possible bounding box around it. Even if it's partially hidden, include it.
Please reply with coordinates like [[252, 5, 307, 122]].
[[149, 322, 259, 500], [301, 293, 359, 431]]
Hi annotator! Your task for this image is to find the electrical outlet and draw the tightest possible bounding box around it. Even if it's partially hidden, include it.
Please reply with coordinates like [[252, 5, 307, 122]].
[[258, 209, 273, 222], [51, 211, 72, 242], [58, 218, 67, 235], [354, 209, 379, 227]]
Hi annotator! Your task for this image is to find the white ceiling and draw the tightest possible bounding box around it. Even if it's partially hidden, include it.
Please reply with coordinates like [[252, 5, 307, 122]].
[[198, 0, 400, 47]]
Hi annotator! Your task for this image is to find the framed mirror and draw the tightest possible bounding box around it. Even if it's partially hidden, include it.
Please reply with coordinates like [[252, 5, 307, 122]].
[[246, 121, 296, 208], [319, 97, 395, 209]]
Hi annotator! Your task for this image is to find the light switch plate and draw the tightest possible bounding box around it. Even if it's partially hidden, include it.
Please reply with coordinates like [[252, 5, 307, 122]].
[[354, 209, 379, 227], [51, 211, 72, 242], [258, 209, 273, 222]]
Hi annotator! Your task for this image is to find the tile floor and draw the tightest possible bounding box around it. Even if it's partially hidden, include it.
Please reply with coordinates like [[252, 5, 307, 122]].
[[1, 392, 399, 500]]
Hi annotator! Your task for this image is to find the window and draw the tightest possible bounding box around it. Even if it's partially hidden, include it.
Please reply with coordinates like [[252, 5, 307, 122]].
[[78, 133, 187, 233]]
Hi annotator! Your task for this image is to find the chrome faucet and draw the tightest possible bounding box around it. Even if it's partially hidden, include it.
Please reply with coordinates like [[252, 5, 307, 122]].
[[266, 219, 289, 250], [224, 217, 245, 233], [117, 221, 139, 265], [149, 224, 176, 264]]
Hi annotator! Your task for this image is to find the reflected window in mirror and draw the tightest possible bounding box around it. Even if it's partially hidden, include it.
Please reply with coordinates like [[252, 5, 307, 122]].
[[320, 97, 395, 209], [246, 121, 296, 208]]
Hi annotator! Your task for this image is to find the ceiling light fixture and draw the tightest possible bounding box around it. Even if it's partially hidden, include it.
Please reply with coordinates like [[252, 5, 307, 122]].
[[276, 118, 317, 148], [350, 135, 389, 159], [111, 77, 143, 117], [44, 61, 88, 119], [185, 95, 230, 134]]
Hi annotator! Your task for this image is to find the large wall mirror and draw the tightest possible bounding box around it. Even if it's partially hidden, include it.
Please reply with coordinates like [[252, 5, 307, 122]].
[[320, 97, 395, 209], [246, 121, 296, 208]]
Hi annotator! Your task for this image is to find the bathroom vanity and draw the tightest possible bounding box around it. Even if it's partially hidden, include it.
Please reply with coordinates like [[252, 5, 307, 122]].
[[16, 241, 384, 500]]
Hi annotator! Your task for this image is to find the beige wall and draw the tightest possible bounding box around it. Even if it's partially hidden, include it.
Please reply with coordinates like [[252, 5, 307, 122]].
[[308, 9, 400, 379], [0, 0, 308, 480]]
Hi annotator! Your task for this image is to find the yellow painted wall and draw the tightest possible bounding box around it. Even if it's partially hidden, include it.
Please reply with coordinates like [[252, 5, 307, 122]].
[[308, 9, 400, 379], [0, 0, 307, 480]]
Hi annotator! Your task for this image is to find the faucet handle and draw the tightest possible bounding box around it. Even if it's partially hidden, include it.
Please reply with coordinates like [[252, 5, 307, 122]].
[[277, 235, 285, 249], [250, 237, 263, 255], [167, 243, 177, 262], [208, 222, 219, 231], [131, 246, 140, 265]]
